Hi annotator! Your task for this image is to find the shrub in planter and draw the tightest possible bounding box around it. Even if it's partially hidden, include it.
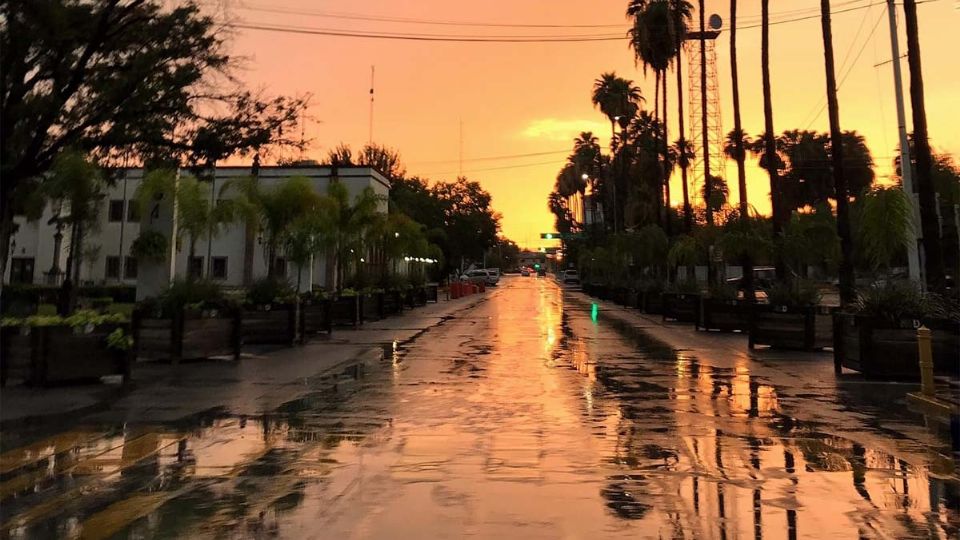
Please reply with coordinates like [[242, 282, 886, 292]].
[[662, 279, 701, 323], [361, 288, 385, 322], [242, 278, 299, 346], [134, 279, 240, 363], [750, 280, 834, 351], [699, 282, 750, 332], [638, 279, 665, 314], [1, 310, 132, 386], [299, 290, 332, 342], [834, 282, 960, 378], [330, 289, 361, 327]]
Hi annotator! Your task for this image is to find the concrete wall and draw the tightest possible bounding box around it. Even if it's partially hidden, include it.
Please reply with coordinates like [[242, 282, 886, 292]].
[[4, 166, 390, 291]]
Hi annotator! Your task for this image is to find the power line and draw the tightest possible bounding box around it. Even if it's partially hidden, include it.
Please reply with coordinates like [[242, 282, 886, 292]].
[[224, 22, 625, 42], [416, 159, 564, 176], [409, 148, 571, 166]]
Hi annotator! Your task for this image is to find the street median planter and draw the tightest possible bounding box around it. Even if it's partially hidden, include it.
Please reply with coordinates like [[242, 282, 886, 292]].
[[425, 283, 439, 303], [833, 313, 960, 379], [1, 323, 132, 386], [749, 304, 835, 351], [662, 293, 701, 324], [698, 299, 751, 332], [330, 295, 361, 327], [626, 289, 640, 310], [299, 297, 332, 342], [362, 292, 385, 322], [242, 302, 298, 346], [134, 306, 241, 363], [640, 290, 664, 314]]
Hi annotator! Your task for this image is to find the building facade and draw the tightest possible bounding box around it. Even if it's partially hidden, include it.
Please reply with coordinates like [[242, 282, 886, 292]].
[[4, 166, 390, 292]]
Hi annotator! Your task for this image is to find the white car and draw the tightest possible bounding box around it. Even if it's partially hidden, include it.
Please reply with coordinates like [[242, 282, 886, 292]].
[[461, 269, 497, 286], [483, 268, 501, 285], [520, 268, 531, 277], [561, 269, 580, 285]]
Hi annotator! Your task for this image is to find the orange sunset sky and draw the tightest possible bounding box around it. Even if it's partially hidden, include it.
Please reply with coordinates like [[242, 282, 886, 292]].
[[216, 0, 959, 249]]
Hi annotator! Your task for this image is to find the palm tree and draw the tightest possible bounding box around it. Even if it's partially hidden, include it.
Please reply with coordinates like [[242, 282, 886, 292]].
[[591, 73, 643, 145], [671, 0, 695, 231], [902, 0, 945, 291], [319, 182, 384, 290], [821, 0, 855, 305], [760, 0, 786, 281]]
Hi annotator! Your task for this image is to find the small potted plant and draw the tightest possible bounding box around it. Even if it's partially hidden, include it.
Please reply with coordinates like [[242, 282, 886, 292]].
[[749, 280, 834, 351]]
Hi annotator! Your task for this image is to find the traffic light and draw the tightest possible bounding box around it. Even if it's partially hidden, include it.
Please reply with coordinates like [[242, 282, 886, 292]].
[[540, 232, 558, 240], [534, 263, 541, 270]]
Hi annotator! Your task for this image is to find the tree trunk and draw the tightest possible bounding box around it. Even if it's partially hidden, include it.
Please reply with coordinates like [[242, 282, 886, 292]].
[[243, 154, 260, 286], [676, 32, 692, 233], [700, 0, 713, 226], [653, 70, 663, 230], [68, 221, 84, 312], [662, 69, 672, 236], [821, 0, 855, 306], [731, 0, 755, 302], [903, 0, 945, 291], [761, 0, 786, 282], [0, 182, 14, 284]]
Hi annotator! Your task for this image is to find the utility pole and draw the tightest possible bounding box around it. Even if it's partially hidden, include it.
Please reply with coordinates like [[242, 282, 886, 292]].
[[368, 66, 375, 145], [459, 119, 463, 177], [886, 0, 923, 286]]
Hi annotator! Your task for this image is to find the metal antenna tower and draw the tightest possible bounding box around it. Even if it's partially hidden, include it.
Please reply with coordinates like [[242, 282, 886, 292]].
[[685, 29, 726, 206]]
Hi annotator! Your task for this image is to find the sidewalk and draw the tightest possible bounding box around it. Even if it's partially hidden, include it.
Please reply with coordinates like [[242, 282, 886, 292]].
[[565, 289, 958, 474], [0, 292, 489, 428]]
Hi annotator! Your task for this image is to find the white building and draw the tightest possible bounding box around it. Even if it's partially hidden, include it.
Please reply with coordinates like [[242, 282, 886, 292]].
[[4, 166, 390, 292]]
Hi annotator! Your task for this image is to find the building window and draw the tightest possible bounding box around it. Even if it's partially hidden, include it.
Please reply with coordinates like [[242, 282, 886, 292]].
[[127, 202, 140, 222], [124, 257, 138, 279], [211, 257, 228, 280], [105, 256, 121, 279], [108, 200, 124, 222], [9, 258, 35, 284], [188, 257, 204, 279], [273, 257, 287, 277]]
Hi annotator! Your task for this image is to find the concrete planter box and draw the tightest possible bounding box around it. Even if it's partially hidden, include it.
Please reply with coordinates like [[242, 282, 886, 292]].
[[412, 287, 428, 307], [425, 283, 439, 303], [299, 298, 332, 342], [698, 299, 751, 332], [1, 324, 131, 386], [361, 292, 385, 322], [242, 302, 298, 346], [662, 293, 701, 324], [382, 290, 403, 315], [626, 289, 640, 310], [611, 287, 630, 306], [749, 305, 835, 351], [330, 295, 361, 327], [833, 313, 960, 379], [640, 291, 664, 314], [134, 307, 241, 363]]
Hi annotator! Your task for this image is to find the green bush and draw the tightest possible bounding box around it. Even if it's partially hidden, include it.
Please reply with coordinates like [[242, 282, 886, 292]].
[[668, 278, 700, 295], [767, 280, 822, 308], [139, 279, 230, 317], [246, 277, 296, 306], [707, 281, 738, 301], [1, 309, 127, 328], [130, 230, 168, 260], [854, 280, 959, 323]]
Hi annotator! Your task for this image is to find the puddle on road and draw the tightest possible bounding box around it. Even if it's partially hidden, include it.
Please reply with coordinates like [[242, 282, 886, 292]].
[[1, 280, 957, 538]]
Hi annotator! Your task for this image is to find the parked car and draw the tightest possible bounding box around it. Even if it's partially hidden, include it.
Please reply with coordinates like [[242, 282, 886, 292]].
[[461, 269, 497, 286], [561, 269, 580, 285], [727, 266, 776, 294], [520, 268, 531, 277], [484, 268, 501, 286]]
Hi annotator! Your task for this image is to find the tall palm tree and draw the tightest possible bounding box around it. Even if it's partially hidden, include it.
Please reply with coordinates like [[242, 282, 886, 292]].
[[697, 0, 714, 226], [671, 0, 695, 232], [728, 0, 754, 301], [761, 0, 786, 281], [821, 0, 855, 304], [591, 73, 643, 145], [629, 1, 681, 231], [902, 0, 945, 291]]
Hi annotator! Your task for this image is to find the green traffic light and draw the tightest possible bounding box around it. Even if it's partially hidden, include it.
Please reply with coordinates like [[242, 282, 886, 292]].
[[545, 233, 553, 240]]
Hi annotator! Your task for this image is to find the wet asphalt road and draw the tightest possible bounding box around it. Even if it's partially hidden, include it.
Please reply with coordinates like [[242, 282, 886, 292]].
[[1, 277, 958, 539]]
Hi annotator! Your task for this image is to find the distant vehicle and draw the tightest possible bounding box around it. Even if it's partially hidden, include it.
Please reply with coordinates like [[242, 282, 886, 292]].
[[561, 269, 580, 285], [536, 267, 546, 277], [727, 266, 776, 291], [461, 269, 498, 286], [520, 268, 531, 277]]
